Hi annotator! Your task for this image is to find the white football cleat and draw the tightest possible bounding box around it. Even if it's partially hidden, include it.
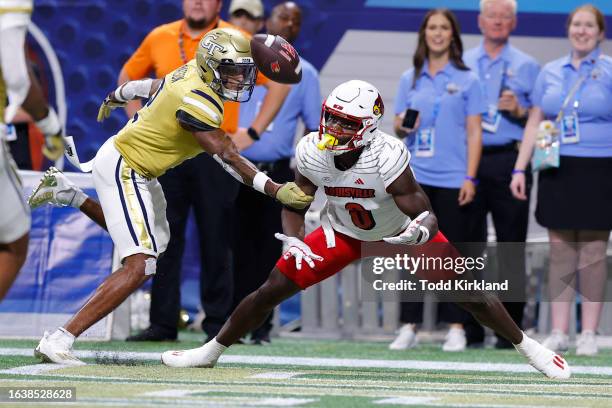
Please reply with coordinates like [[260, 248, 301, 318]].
[[28, 167, 85, 209], [34, 331, 85, 366], [442, 327, 466, 352], [542, 329, 569, 352], [389, 324, 418, 350], [161, 338, 226, 368], [515, 333, 571, 380]]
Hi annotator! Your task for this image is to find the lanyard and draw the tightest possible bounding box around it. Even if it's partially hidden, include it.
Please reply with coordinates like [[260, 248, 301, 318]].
[[178, 21, 219, 64], [558, 60, 596, 121]]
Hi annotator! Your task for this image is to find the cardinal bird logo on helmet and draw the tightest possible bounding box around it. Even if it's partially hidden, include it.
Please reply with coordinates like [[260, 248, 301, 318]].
[[373, 95, 384, 117]]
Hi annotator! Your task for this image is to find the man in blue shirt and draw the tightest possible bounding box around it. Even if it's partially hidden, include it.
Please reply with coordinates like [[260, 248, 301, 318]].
[[463, 0, 540, 349], [232, 1, 321, 344]]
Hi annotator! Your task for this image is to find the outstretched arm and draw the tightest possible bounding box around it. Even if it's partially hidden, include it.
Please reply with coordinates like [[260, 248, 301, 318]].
[[191, 127, 313, 210], [97, 78, 162, 122], [193, 127, 280, 196]]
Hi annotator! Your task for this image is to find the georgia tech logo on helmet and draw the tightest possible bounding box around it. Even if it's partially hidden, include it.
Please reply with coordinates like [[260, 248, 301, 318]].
[[202, 33, 225, 55]]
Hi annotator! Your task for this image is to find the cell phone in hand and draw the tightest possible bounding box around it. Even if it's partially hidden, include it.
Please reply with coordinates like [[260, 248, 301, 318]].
[[402, 109, 419, 129]]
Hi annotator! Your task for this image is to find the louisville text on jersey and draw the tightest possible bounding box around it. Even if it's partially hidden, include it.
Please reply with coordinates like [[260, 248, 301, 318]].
[[324, 186, 375, 199]]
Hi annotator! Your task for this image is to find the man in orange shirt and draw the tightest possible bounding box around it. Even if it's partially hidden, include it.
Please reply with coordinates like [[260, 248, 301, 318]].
[[118, 0, 290, 342]]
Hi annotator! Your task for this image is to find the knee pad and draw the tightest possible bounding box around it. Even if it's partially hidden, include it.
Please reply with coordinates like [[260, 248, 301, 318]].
[[144, 257, 157, 276]]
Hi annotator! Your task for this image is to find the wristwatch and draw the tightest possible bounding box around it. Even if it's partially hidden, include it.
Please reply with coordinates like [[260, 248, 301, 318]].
[[247, 127, 260, 141]]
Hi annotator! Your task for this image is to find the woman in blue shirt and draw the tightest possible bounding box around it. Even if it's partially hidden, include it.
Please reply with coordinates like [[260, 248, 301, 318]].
[[390, 8, 485, 353], [511, 5, 611, 356]]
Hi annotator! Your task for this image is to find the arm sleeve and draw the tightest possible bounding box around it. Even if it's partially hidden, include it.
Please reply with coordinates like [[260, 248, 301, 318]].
[[394, 70, 414, 115], [123, 32, 156, 80], [465, 72, 487, 116], [379, 140, 411, 188]]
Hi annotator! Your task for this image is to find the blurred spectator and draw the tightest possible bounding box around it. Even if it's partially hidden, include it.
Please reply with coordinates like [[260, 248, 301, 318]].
[[232, 1, 320, 344], [120, 0, 289, 342], [463, 0, 540, 349], [390, 9, 484, 352], [228, 0, 264, 35], [511, 4, 612, 356], [0, 1, 64, 162]]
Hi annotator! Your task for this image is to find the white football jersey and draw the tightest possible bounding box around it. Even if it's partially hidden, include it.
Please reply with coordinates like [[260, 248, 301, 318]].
[[296, 131, 412, 242]]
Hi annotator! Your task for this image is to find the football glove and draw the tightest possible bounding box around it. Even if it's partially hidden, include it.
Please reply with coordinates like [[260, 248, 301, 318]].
[[42, 132, 65, 161], [383, 211, 430, 245], [274, 233, 324, 270], [97, 91, 127, 122], [275, 182, 313, 209]]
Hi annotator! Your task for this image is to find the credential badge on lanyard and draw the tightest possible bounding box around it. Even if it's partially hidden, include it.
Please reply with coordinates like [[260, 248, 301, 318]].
[[416, 127, 435, 157], [558, 62, 593, 145]]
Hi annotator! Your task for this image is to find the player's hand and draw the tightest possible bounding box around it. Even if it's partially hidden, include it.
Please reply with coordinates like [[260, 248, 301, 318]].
[[510, 171, 527, 200], [458, 179, 476, 206], [275, 182, 314, 209], [97, 91, 127, 122], [42, 133, 65, 161], [383, 211, 430, 245], [274, 233, 324, 270]]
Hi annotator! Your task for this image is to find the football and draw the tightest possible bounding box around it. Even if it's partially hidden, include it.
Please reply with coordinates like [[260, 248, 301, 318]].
[[250, 34, 302, 84]]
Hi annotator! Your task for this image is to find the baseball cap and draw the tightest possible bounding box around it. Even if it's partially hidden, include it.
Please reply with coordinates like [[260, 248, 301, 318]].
[[229, 0, 264, 19]]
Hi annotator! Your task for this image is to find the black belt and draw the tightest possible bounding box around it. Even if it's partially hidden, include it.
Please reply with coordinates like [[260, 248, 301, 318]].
[[482, 142, 517, 154], [254, 158, 290, 173]]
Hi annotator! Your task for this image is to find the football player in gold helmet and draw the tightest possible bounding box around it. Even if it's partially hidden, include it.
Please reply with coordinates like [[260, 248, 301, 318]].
[[28, 28, 312, 365]]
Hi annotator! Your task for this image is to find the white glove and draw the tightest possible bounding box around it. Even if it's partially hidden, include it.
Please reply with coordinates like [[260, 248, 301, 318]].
[[383, 211, 430, 245], [274, 233, 324, 270]]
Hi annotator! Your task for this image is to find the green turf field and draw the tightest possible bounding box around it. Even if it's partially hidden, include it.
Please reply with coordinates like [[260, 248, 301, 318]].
[[1, 335, 611, 407]]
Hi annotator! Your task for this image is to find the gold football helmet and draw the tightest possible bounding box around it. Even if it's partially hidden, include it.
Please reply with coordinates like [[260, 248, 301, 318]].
[[196, 28, 257, 102]]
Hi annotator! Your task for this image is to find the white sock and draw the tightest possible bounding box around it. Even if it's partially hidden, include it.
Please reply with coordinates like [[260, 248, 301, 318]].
[[514, 332, 538, 354], [56, 187, 87, 208], [50, 327, 75, 348], [69, 190, 87, 208], [35, 107, 61, 137], [203, 337, 227, 360]]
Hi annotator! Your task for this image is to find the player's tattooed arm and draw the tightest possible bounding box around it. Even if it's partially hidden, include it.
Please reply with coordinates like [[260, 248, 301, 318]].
[[281, 170, 318, 240], [192, 128, 277, 191], [191, 128, 313, 209], [386, 167, 439, 238]]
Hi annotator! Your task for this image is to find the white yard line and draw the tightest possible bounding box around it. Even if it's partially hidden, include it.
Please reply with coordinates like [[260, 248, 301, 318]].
[[1, 347, 611, 376], [0, 363, 69, 375], [374, 396, 439, 405], [249, 371, 302, 379]]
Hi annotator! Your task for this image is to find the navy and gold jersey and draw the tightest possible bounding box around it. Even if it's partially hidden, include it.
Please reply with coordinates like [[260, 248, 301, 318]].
[[114, 60, 224, 178]]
